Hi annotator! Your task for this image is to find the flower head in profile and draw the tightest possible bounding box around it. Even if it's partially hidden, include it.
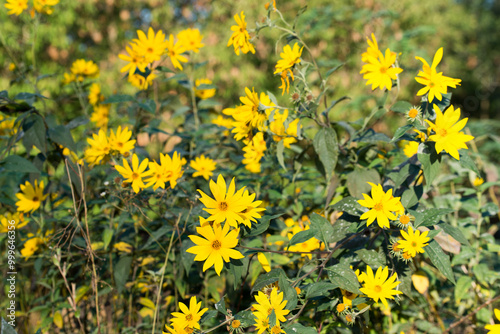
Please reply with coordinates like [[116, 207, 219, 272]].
[[5, 0, 28, 16], [190, 155, 217, 180], [115, 154, 151, 193], [90, 104, 110, 129], [227, 11, 255, 56], [21, 237, 43, 260], [145, 152, 184, 190], [485, 309, 500, 334], [357, 183, 402, 229], [361, 40, 403, 91], [16, 180, 48, 213], [415, 47, 461, 103], [34, 0, 59, 15], [133, 27, 168, 64], [166, 34, 188, 70], [274, 43, 303, 95], [84, 129, 111, 166], [242, 132, 267, 174], [187, 223, 244, 276], [70, 59, 99, 81], [197, 175, 250, 227], [426, 105, 474, 160], [128, 71, 157, 90], [177, 28, 204, 53], [359, 265, 403, 308], [194, 78, 216, 99], [398, 226, 430, 257], [88, 83, 104, 105], [252, 288, 290, 327], [238, 190, 266, 228], [170, 296, 208, 330]]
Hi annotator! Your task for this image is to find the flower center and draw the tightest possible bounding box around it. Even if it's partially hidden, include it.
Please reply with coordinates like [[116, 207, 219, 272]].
[[231, 320, 241, 328], [147, 47, 153, 54], [403, 252, 412, 259], [411, 241, 418, 247], [438, 128, 448, 137], [32, 196, 39, 202], [374, 285, 382, 293], [379, 66, 387, 74], [393, 242, 401, 252], [271, 325, 281, 334], [374, 203, 383, 211], [399, 215, 410, 225], [185, 314, 193, 321], [131, 172, 139, 180], [219, 201, 228, 211], [211, 240, 222, 250], [117, 142, 123, 148], [267, 307, 273, 315], [408, 108, 418, 118], [184, 327, 194, 334]]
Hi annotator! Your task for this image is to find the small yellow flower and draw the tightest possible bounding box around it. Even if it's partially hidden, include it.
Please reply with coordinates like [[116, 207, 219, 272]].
[[359, 265, 403, 308], [473, 177, 484, 187], [194, 78, 216, 99], [190, 155, 216, 180], [403, 141, 419, 158], [119, 43, 148, 76], [109, 126, 136, 156], [227, 11, 255, 56], [177, 28, 204, 53], [5, 0, 28, 16], [21, 237, 42, 260], [90, 104, 110, 129], [88, 83, 104, 105], [166, 34, 188, 70], [406, 105, 421, 122], [70, 59, 99, 81], [128, 72, 157, 90], [231, 319, 241, 329], [115, 154, 151, 193], [145, 152, 184, 190], [357, 183, 402, 229], [170, 296, 208, 330], [15, 180, 48, 213], [485, 308, 500, 333], [252, 288, 290, 327], [8, 62, 16, 71], [113, 242, 133, 253], [84, 129, 111, 166], [398, 226, 430, 257], [0, 212, 28, 233], [133, 27, 168, 64]]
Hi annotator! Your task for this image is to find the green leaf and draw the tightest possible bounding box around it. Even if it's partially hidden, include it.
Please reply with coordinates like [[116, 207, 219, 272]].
[[414, 208, 455, 228], [276, 140, 286, 171], [426, 240, 455, 284], [180, 238, 196, 274], [326, 263, 361, 294], [268, 309, 277, 327], [137, 100, 156, 114], [198, 99, 221, 109], [1, 318, 17, 334], [102, 229, 113, 250], [251, 268, 285, 293], [346, 168, 380, 198], [391, 101, 412, 113], [459, 152, 480, 175], [285, 323, 317, 334], [355, 249, 386, 267], [2, 155, 40, 173], [234, 310, 255, 327], [214, 296, 228, 315], [313, 127, 339, 180], [309, 213, 334, 246], [288, 229, 315, 246], [229, 257, 247, 290], [418, 151, 441, 185], [22, 114, 46, 154], [454, 276, 472, 304], [325, 63, 344, 78], [49, 125, 77, 152], [330, 196, 364, 215], [248, 214, 282, 237], [391, 124, 413, 142], [401, 186, 422, 208], [279, 273, 298, 310], [196, 83, 217, 90], [114, 256, 133, 293], [103, 94, 135, 104], [305, 281, 338, 299], [437, 223, 470, 246]]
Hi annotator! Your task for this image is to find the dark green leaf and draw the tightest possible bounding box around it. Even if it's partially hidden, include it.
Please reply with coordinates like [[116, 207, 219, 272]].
[[426, 240, 455, 284], [2, 155, 40, 173], [234, 310, 255, 327], [391, 125, 414, 142], [391, 101, 412, 113], [305, 281, 338, 299], [437, 223, 470, 246], [414, 208, 455, 228], [103, 94, 135, 104], [215, 296, 228, 315], [285, 323, 317, 334], [346, 168, 380, 198], [22, 114, 46, 154], [330, 196, 363, 215], [326, 263, 361, 294], [114, 256, 133, 293], [137, 100, 156, 114], [248, 214, 282, 237], [313, 127, 338, 180], [49, 125, 77, 152], [251, 268, 285, 293], [288, 229, 315, 246], [355, 249, 386, 267], [309, 213, 334, 246], [279, 273, 298, 310], [418, 152, 441, 185]]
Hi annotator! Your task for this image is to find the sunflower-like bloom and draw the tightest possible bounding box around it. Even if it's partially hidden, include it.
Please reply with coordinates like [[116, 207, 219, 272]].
[[177, 28, 204, 53], [5, 0, 28, 16], [84, 129, 111, 166], [425, 104, 474, 160], [238, 190, 266, 228], [227, 11, 255, 56], [166, 34, 188, 70], [359, 265, 403, 308], [361, 41, 403, 91], [398, 226, 430, 257], [190, 155, 217, 180], [274, 43, 303, 95], [357, 183, 402, 229], [252, 288, 290, 327], [115, 154, 151, 193], [269, 109, 300, 148], [21, 237, 43, 259], [88, 83, 103, 105], [0, 212, 28, 233], [187, 223, 244, 276], [15, 180, 48, 213], [485, 309, 500, 334], [242, 132, 267, 173], [170, 296, 208, 330], [118, 44, 148, 76], [34, 0, 59, 15], [402, 141, 419, 158], [90, 104, 110, 129], [109, 126, 136, 156], [70, 59, 99, 81], [194, 78, 216, 99], [197, 175, 250, 227], [128, 72, 157, 90], [415, 47, 461, 103], [145, 152, 184, 190], [254, 312, 270, 334], [133, 27, 168, 64]]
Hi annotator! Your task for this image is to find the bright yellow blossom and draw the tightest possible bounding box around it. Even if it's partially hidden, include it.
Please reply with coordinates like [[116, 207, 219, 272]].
[[190, 155, 216, 180], [194, 79, 216, 99], [84, 129, 111, 166], [170, 296, 208, 330], [359, 265, 403, 308], [109, 126, 136, 156], [90, 104, 110, 129], [398, 226, 430, 257], [361, 42, 403, 91], [166, 34, 188, 70], [119, 44, 148, 76], [15, 180, 48, 214], [252, 288, 290, 327], [227, 11, 255, 56], [0, 212, 28, 233], [115, 154, 151, 193], [485, 309, 500, 334], [177, 28, 204, 53], [357, 183, 402, 229], [70, 59, 99, 81], [133, 27, 168, 64], [5, 0, 27, 16], [145, 152, 184, 190], [403, 141, 419, 158]]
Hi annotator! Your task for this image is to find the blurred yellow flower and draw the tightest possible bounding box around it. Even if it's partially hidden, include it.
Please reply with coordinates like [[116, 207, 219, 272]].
[[90, 104, 110, 129], [114, 242, 133, 253], [0, 212, 28, 233], [177, 28, 204, 53], [473, 177, 484, 187], [119, 44, 147, 76], [190, 155, 216, 180], [109, 126, 136, 156], [34, 0, 59, 15], [227, 11, 255, 56], [166, 34, 188, 70], [145, 152, 184, 190], [128, 72, 157, 90], [194, 78, 216, 99], [403, 141, 419, 158], [21, 237, 43, 259], [70, 59, 99, 81], [133, 27, 168, 64], [84, 129, 111, 166], [88, 83, 103, 105], [485, 309, 500, 333], [5, 0, 28, 16], [257, 252, 271, 272], [242, 132, 266, 173], [16, 180, 48, 213], [115, 154, 151, 193]]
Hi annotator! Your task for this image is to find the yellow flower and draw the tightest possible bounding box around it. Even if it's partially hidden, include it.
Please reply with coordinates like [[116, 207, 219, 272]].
[[88, 83, 104, 105], [145, 152, 184, 190], [70, 59, 99, 81], [177, 28, 204, 53], [415, 47, 461, 103], [357, 183, 402, 229], [398, 226, 430, 257], [0, 212, 28, 233], [163, 323, 190, 334], [115, 154, 151, 193], [15, 180, 48, 213], [8, 63, 16, 71], [5, 0, 28, 15], [254, 312, 270, 334], [166, 34, 188, 70], [212, 115, 233, 131], [119, 44, 148, 76], [359, 265, 403, 308], [361, 43, 403, 91], [187, 223, 244, 276], [270, 325, 286, 334], [238, 189, 266, 228], [231, 319, 241, 329], [194, 78, 216, 99], [84, 129, 111, 166], [402, 141, 419, 158], [34, 0, 59, 15], [341, 289, 358, 308], [133, 27, 168, 64], [0, 113, 15, 136], [62, 72, 76, 85], [190, 155, 216, 180], [170, 296, 208, 330], [287, 224, 323, 259], [269, 109, 300, 148], [90, 104, 110, 129], [257, 252, 271, 272], [274, 43, 303, 95], [414, 129, 427, 142], [230, 87, 275, 137], [109, 126, 136, 155], [114, 242, 133, 253], [242, 132, 267, 173], [128, 71, 157, 90], [252, 288, 290, 327], [361, 33, 380, 63], [197, 175, 250, 227], [426, 105, 474, 160], [21, 237, 43, 260], [227, 11, 255, 56], [485, 309, 500, 334], [473, 177, 484, 187]]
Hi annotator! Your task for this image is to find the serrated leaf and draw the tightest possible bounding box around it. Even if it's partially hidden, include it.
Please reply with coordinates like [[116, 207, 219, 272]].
[[426, 240, 455, 284], [114, 256, 133, 293], [313, 127, 338, 180], [2, 155, 40, 173], [326, 263, 361, 294]]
